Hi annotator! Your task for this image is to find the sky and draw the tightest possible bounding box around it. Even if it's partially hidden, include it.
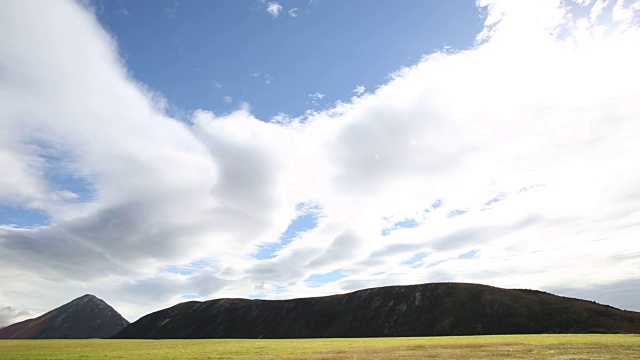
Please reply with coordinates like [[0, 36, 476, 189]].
[[1, 0, 639, 326]]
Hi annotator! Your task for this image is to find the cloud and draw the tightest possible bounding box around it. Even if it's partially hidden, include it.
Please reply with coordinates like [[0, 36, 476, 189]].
[[308, 92, 325, 105], [546, 278, 640, 312], [164, 1, 179, 19], [288, 8, 298, 17], [223, 96, 233, 103], [270, 112, 294, 125], [0, 306, 32, 327], [1, 0, 640, 323], [307, 230, 361, 269], [248, 247, 320, 283], [117, 7, 130, 17], [251, 72, 275, 85], [353, 85, 365, 96], [266, 2, 283, 18]]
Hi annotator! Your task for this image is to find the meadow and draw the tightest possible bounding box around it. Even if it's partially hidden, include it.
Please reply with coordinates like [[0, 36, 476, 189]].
[[0, 334, 638, 359]]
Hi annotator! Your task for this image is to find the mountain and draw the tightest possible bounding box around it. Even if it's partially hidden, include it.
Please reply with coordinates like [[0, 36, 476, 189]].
[[114, 283, 640, 339], [0, 294, 129, 339]]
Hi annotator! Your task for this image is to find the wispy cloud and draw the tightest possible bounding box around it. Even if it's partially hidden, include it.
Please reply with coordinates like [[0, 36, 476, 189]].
[[250, 72, 274, 85], [308, 92, 325, 105], [288, 8, 298, 17], [164, 1, 179, 19]]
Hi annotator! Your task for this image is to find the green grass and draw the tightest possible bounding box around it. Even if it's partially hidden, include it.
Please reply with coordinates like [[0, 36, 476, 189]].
[[0, 334, 638, 359]]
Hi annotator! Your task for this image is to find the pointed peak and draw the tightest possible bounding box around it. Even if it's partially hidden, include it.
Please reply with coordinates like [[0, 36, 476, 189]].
[[0, 294, 128, 338], [68, 294, 104, 305]]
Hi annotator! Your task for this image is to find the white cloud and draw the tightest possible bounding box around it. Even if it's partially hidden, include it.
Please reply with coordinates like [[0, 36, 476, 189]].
[[1, 0, 640, 324], [270, 112, 294, 125], [353, 85, 365, 96], [223, 96, 233, 103], [288, 8, 298, 17], [308, 92, 325, 105], [266, 2, 283, 18], [250, 72, 273, 84]]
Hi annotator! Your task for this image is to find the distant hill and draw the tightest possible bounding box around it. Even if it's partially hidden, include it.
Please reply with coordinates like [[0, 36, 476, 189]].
[[114, 283, 640, 339], [0, 294, 129, 339]]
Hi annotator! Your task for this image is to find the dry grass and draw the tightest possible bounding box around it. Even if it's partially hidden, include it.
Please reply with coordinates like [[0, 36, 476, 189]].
[[283, 336, 640, 359]]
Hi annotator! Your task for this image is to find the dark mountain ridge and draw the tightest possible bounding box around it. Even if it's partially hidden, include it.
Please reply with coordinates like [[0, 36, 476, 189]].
[[0, 294, 129, 339], [114, 282, 640, 339]]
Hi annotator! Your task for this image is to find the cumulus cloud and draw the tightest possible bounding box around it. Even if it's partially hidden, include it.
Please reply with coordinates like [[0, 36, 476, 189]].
[[266, 2, 283, 18], [1, 0, 640, 323]]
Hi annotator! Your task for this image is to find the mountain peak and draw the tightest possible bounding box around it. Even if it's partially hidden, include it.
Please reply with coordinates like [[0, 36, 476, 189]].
[[73, 294, 104, 303], [0, 294, 129, 339]]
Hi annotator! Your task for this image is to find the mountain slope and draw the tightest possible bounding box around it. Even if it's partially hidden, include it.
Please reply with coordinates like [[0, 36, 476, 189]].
[[114, 283, 640, 339], [0, 294, 129, 339]]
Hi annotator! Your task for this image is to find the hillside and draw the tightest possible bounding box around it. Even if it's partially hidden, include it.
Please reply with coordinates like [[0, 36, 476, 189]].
[[0, 294, 129, 339], [113, 283, 640, 338]]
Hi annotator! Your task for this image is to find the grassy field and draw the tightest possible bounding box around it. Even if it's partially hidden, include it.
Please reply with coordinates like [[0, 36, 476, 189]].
[[0, 334, 638, 359]]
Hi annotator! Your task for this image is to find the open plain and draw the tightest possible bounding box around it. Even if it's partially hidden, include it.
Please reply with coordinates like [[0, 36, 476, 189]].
[[1, 334, 638, 359]]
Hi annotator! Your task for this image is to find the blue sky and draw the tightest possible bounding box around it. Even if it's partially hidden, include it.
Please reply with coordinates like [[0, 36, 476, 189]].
[[1, 0, 640, 325], [255, 202, 321, 259], [95, 0, 482, 120]]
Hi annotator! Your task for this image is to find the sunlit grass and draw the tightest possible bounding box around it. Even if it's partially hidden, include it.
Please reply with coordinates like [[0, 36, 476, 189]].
[[0, 334, 638, 359]]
